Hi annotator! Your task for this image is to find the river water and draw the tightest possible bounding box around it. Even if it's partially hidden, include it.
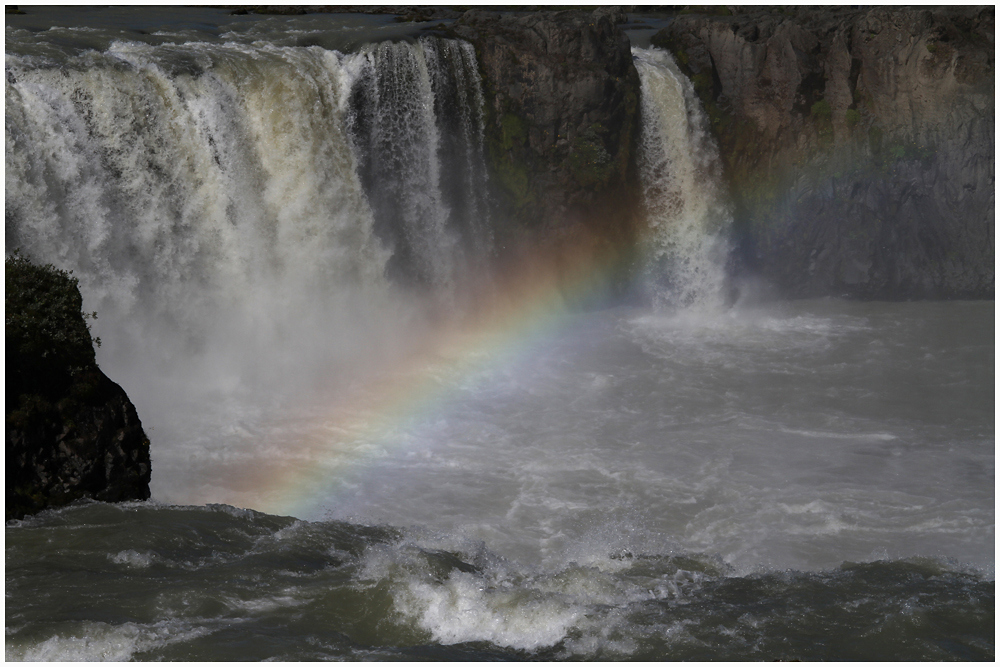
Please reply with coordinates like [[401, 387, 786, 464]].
[[5, 7, 994, 661]]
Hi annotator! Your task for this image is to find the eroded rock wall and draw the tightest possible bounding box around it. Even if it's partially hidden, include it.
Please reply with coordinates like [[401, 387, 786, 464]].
[[453, 8, 643, 301], [655, 6, 994, 298]]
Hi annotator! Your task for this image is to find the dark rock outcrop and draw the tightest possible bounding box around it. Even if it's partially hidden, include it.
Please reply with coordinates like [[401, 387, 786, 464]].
[[655, 6, 994, 299], [453, 8, 643, 302], [226, 6, 463, 19], [6, 254, 151, 521]]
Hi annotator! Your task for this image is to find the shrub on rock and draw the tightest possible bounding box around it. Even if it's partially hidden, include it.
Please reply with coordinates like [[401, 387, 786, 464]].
[[6, 253, 151, 521]]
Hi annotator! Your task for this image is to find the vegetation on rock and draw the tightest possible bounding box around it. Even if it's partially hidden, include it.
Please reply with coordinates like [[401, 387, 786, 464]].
[[6, 252, 101, 403], [7, 253, 150, 521]]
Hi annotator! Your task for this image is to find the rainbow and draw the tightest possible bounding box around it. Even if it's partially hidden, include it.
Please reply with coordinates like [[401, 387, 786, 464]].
[[230, 239, 641, 519]]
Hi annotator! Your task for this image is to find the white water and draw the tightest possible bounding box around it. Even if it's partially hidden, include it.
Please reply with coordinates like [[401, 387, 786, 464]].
[[349, 38, 491, 293], [320, 301, 993, 572], [6, 40, 400, 393], [6, 36, 493, 498], [633, 47, 731, 309], [6, 28, 994, 654]]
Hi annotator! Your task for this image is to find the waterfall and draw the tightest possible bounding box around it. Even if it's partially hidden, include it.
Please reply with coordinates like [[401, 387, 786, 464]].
[[6, 38, 493, 390], [633, 47, 731, 310], [7, 43, 380, 369], [6, 38, 732, 345], [346, 37, 492, 295], [5, 36, 736, 387]]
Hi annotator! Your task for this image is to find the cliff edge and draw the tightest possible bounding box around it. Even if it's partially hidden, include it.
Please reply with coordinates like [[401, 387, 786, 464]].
[[655, 6, 994, 299]]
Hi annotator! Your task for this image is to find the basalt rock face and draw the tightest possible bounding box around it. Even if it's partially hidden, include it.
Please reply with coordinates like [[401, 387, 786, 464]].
[[6, 255, 151, 521], [655, 6, 994, 299], [453, 8, 642, 301]]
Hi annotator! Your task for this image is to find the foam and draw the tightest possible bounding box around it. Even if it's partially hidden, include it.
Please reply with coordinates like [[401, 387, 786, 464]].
[[780, 428, 898, 441], [110, 549, 156, 568], [396, 570, 582, 650], [6, 620, 211, 662]]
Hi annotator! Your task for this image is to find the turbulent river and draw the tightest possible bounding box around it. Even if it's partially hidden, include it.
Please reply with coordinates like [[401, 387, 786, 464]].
[[5, 8, 994, 661]]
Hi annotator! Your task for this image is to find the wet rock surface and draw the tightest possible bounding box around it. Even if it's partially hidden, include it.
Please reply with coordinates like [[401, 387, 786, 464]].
[[655, 6, 994, 299], [6, 255, 150, 521], [453, 8, 643, 302]]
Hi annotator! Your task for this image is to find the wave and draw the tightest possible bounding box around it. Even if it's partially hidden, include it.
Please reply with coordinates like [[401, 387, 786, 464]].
[[6, 502, 994, 661]]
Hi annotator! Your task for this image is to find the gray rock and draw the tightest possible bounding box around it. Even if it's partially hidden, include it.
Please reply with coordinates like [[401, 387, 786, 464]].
[[655, 6, 994, 299], [453, 8, 642, 304]]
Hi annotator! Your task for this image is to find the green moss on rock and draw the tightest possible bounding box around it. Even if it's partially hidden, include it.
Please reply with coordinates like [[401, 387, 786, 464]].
[[810, 99, 834, 146], [500, 113, 527, 150], [690, 71, 713, 97], [494, 152, 535, 209], [568, 124, 615, 189]]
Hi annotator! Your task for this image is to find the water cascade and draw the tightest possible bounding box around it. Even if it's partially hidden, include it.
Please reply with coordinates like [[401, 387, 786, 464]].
[[7, 42, 391, 380], [7, 35, 498, 371], [633, 47, 731, 309], [6, 36, 498, 505], [348, 38, 492, 294]]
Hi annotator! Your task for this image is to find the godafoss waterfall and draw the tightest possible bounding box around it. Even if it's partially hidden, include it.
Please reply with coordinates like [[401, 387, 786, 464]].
[[5, 7, 994, 661]]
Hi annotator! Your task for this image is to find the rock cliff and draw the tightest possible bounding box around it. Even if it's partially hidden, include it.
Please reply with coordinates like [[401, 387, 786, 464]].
[[654, 6, 994, 299], [6, 254, 151, 521], [452, 8, 643, 302]]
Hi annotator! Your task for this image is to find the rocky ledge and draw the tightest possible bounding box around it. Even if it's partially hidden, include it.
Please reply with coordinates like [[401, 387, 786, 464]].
[[655, 6, 994, 299], [6, 254, 150, 521]]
